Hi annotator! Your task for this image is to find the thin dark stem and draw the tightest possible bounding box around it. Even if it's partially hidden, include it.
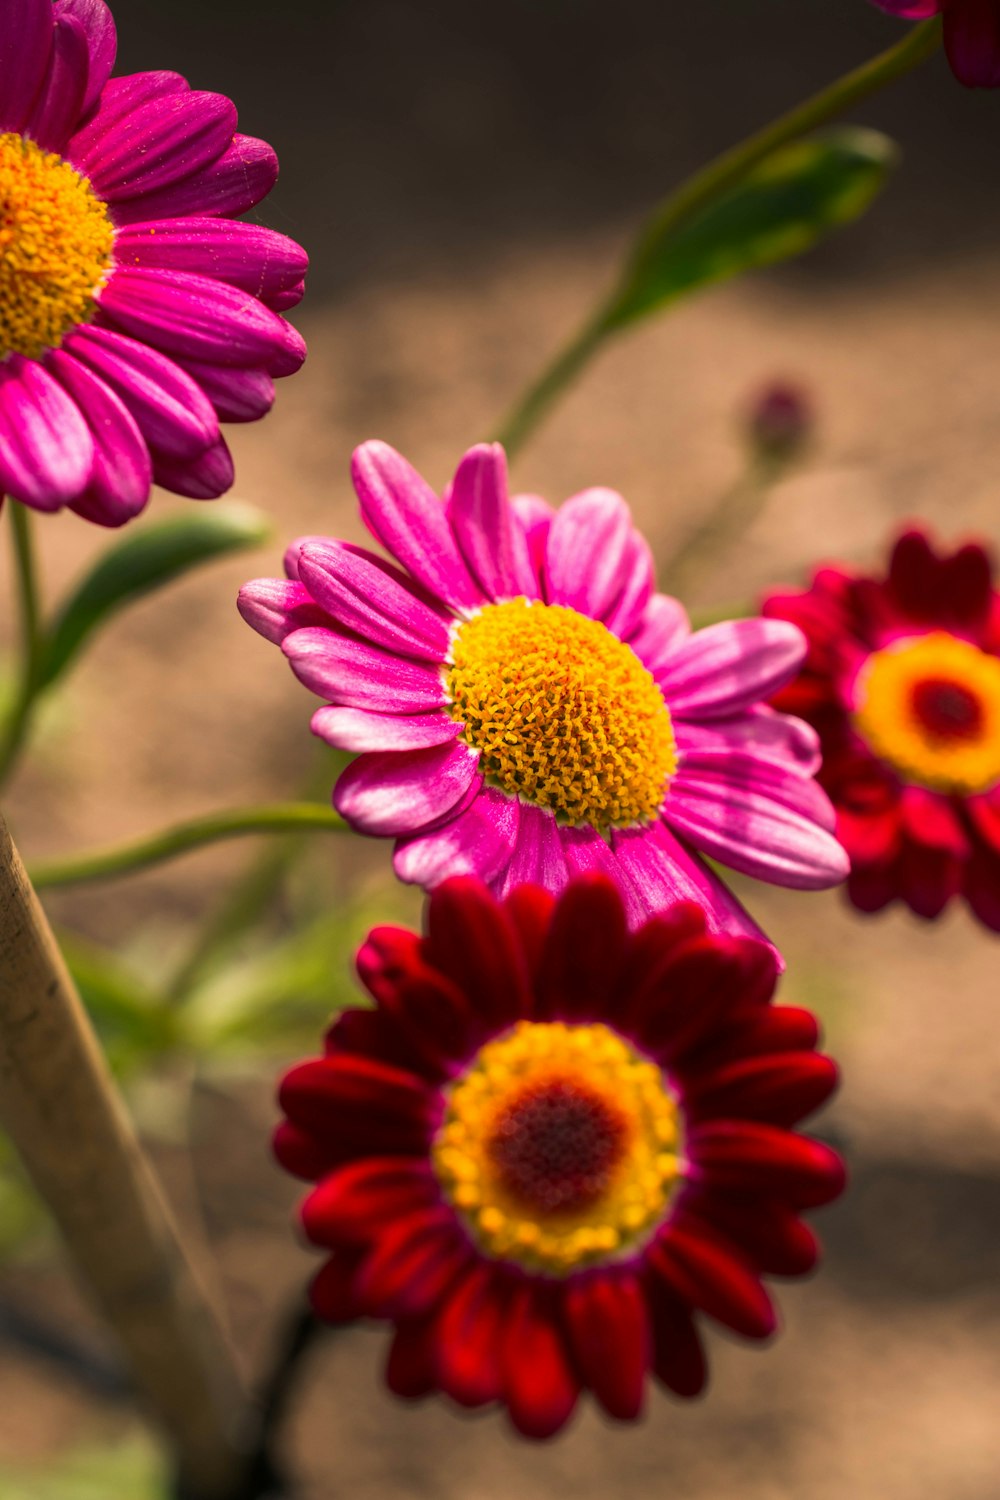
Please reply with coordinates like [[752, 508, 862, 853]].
[[0, 502, 45, 786]]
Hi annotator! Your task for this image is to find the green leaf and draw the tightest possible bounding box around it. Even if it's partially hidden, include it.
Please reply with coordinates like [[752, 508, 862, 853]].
[[40, 502, 270, 688], [605, 126, 898, 329]]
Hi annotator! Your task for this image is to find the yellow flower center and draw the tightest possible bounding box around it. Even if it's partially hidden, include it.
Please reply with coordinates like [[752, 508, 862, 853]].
[[0, 133, 114, 359], [432, 1021, 681, 1274], [853, 631, 1000, 796], [446, 597, 676, 829]]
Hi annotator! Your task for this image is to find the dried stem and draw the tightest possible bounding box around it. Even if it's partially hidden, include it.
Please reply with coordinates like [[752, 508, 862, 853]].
[[0, 813, 248, 1499]]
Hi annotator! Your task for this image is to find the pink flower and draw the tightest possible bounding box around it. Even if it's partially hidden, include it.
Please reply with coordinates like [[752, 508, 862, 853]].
[[870, 1, 1000, 88], [240, 442, 848, 944], [0, 0, 306, 525]]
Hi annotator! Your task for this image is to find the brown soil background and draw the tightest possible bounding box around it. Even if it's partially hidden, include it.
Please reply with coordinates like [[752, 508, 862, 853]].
[[3, 1, 1000, 1495]]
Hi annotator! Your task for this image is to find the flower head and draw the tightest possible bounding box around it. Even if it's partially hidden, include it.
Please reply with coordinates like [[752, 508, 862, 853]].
[[0, 0, 306, 525], [763, 525, 1000, 928], [276, 875, 844, 1437], [240, 441, 847, 945], [869, 2, 1000, 89]]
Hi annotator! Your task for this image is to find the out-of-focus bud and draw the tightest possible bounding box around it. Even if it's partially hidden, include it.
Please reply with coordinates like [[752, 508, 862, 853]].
[[745, 381, 814, 464]]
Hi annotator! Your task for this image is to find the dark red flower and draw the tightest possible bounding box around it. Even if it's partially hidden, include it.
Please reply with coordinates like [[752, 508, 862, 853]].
[[763, 526, 1000, 929], [276, 876, 843, 1438], [870, 2, 1000, 90]]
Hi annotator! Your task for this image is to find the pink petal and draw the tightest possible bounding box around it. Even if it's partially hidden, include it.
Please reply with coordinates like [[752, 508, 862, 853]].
[[658, 618, 806, 720], [491, 803, 569, 897], [171, 359, 275, 423], [944, 0, 1000, 88], [351, 441, 481, 612], [448, 443, 538, 601], [604, 532, 655, 641], [544, 486, 635, 621], [665, 766, 848, 890], [152, 437, 233, 499], [674, 748, 836, 830], [311, 706, 460, 753], [394, 785, 520, 886], [46, 351, 151, 524], [66, 70, 190, 164], [283, 627, 447, 713], [0, 0, 54, 134], [333, 741, 482, 836], [675, 704, 821, 775], [610, 819, 776, 950], [511, 492, 554, 584], [108, 133, 278, 223], [296, 541, 452, 661], [238, 578, 332, 644], [627, 592, 691, 673], [0, 357, 93, 510], [55, 0, 117, 116], [99, 268, 305, 374], [22, 11, 88, 152], [66, 325, 219, 460], [73, 89, 237, 200], [114, 219, 308, 310]]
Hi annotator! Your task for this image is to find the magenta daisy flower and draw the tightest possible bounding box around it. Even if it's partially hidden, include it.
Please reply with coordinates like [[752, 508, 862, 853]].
[[0, 0, 306, 525], [277, 876, 845, 1437], [869, 1, 1000, 89], [240, 441, 848, 941]]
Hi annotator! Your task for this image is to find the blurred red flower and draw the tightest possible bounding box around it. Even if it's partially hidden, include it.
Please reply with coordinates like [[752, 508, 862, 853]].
[[764, 526, 1000, 928], [870, 1, 1000, 88], [276, 876, 843, 1438]]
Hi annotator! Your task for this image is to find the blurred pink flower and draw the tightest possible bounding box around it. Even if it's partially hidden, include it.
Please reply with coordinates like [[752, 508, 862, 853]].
[[870, 0, 1000, 88]]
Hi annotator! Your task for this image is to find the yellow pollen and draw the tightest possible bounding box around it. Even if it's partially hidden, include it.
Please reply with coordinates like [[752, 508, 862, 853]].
[[432, 1021, 681, 1275], [0, 133, 114, 359], [853, 631, 1000, 796], [446, 597, 676, 829]]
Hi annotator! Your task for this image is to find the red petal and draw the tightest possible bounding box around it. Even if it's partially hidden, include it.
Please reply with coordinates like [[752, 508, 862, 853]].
[[617, 902, 708, 1001], [385, 1319, 437, 1399], [899, 788, 970, 858], [626, 935, 777, 1065], [649, 1221, 776, 1340], [501, 1282, 580, 1439], [273, 1120, 335, 1182], [535, 875, 628, 1021], [424, 877, 531, 1028], [687, 1193, 820, 1277], [887, 529, 941, 621], [356, 1209, 469, 1319], [434, 1263, 509, 1408], [563, 1272, 649, 1421], [968, 789, 1000, 853], [963, 847, 1000, 931], [301, 1159, 437, 1247], [688, 1121, 846, 1208], [643, 1277, 707, 1398], [943, 0, 1000, 88], [279, 1055, 438, 1151], [686, 1005, 822, 1075], [846, 862, 898, 914], [685, 1052, 839, 1129], [310, 1251, 365, 1323], [502, 884, 555, 985], [898, 843, 961, 920], [356, 925, 422, 1004]]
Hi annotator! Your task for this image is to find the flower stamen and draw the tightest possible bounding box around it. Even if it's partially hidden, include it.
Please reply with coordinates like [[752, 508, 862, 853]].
[[432, 1021, 680, 1274], [0, 133, 114, 359], [446, 598, 676, 829], [853, 631, 1000, 795]]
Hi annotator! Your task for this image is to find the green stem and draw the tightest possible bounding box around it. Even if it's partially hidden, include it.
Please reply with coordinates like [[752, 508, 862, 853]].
[[493, 18, 942, 458], [0, 503, 46, 786], [28, 803, 346, 890]]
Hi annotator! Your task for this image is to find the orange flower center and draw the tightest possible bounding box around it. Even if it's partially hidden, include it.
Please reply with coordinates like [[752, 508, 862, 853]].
[[0, 133, 114, 359], [853, 632, 1000, 796]]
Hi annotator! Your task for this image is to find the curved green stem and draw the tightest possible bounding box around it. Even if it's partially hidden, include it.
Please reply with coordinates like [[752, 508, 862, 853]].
[[28, 803, 347, 889], [493, 18, 942, 458], [0, 503, 46, 786]]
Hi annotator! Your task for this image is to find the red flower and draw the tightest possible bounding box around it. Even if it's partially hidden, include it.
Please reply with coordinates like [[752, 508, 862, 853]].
[[276, 876, 843, 1438], [870, 2, 1000, 89], [763, 526, 1000, 929]]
